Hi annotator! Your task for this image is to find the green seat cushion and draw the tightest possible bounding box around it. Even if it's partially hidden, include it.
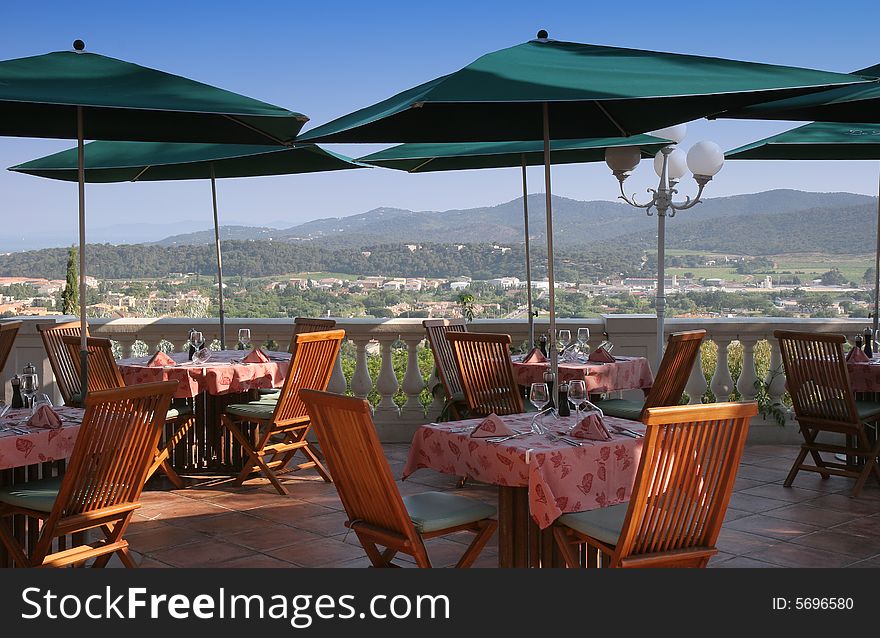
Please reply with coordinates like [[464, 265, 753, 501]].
[[591, 398, 645, 421], [225, 402, 277, 420], [403, 491, 496, 534], [166, 404, 193, 420], [258, 388, 281, 396], [0, 476, 63, 513], [557, 502, 628, 546], [855, 400, 880, 421]]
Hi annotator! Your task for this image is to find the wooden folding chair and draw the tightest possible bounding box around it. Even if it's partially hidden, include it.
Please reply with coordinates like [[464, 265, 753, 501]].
[[593, 329, 706, 421], [221, 329, 345, 495], [37, 321, 89, 407], [446, 331, 524, 416], [0, 320, 22, 375], [290, 317, 337, 354], [423, 319, 469, 420], [299, 389, 497, 568], [554, 401, 757, 568], [60, 335, 195, 490], [774, 330, 880, 497], [0, 381, 177, 567]]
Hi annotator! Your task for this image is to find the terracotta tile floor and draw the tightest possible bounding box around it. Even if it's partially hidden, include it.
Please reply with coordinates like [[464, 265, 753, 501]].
[[119, 443, 880, 568]]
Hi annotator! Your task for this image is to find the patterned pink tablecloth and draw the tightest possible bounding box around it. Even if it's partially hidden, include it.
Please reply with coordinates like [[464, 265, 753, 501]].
[[403, 412, 645, 529], [847, 361, 880, 393], [0, 407, 84, 471], [118, 350, 290, 399], [511, 355, 654, 394]]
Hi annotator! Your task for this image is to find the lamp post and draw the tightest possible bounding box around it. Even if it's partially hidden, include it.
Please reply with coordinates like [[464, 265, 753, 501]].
[[605, 124, 725, 364]]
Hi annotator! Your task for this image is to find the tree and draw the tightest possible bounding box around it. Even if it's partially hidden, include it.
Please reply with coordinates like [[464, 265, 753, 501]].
[[61, 246, 78, 315]]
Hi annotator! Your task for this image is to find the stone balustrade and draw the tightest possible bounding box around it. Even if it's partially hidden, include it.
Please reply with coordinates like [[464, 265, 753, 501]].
[[2, 314, 871, 443]]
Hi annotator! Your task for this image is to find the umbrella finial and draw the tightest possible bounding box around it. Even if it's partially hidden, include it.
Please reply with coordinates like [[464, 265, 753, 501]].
[[536, 30, 549, 42], [73, 40, 86, 52]]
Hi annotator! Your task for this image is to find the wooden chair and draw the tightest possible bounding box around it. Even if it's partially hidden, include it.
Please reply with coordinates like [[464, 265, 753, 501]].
[[0, 381, 177, 567], [37, 321, 88, 406], [290, 317, 337, 354], [593, 329, 706, 421], [553, 401, 757, 568], [60, 335, 196, 490], [446, 332, 524, 416], [423, 319, 469, 420], [299, 389, 497, 568], [0, 320, 22, 375], [774, 330, 880, 497], [220, 329, 345, 495]]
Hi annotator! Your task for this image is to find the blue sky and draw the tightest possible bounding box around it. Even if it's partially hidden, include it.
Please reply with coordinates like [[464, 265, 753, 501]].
[[1, 0, 879, 242]]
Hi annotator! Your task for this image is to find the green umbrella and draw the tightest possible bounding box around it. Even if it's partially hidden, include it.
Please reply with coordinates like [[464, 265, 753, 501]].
[[300, 32, 865, 376], [11, 141, 365, 346], [727, 121, 880, 335], [1, 41, 306, 391], [358, 134, 670, 345]]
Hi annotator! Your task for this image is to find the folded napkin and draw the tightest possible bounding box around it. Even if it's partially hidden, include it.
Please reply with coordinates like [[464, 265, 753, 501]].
[[470, 413, 516, 438], [146, 350, 176, 367], [847, 347, 870, 363], [243, 347, 270, 364], [522, 347, 547, 364], [26, 404, 63, 429], [569, 412, 612, 441], [588, 346, 615, 363]]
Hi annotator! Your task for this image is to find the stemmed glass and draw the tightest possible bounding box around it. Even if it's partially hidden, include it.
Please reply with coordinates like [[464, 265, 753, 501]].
[[21, 371, 39, 409], [577, 327, 590, 359], [567, 380, 587, 420], [529, 382, 550, 434], [31, 393, 52, 416], [238, 328, 251, 350], [190, 331, 211, 364], [558, 329, 571, 361]]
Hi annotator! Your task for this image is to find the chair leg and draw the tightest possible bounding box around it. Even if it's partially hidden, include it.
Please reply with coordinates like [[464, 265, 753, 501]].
[[0, 517, 32, 567], [552, 527, 582, 569], [850, 435, 880, 497], [299, 444, 332, 482], [412, 537, 433, 568], [455, 519, 497, 568]]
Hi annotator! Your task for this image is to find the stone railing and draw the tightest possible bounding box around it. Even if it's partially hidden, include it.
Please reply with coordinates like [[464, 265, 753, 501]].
[[2, 314, 871, 442]]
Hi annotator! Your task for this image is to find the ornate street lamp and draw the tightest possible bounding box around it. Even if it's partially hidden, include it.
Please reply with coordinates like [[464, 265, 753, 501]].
[[605, 124, 725, 364]]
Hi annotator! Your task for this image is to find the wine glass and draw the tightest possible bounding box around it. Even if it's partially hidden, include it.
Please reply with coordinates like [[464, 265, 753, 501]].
[[192, 345, 212, 365], [191, 330, 204, 351], [31, 393, 52, 416], [567, 380, 587, 422], [577, 327, 590, 359], [558, 329, 571, 361], [529, 382, 550, 434], [21, 372, 38, 409], [238, 328, 252, 350]]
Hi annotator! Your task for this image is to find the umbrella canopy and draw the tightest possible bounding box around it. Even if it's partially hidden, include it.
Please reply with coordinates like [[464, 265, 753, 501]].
[[10, 141, 365, 347], [297, 38, 867, 144], [722, 64, 880, 123], [0, 49, 307, 143]]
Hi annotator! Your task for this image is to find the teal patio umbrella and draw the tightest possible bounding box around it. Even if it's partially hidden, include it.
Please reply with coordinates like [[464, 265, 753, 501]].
[[358, 134, 670, 346], [726, 121, 880, 335], [299, 31, 866, 377], [0, 41, 306, 390], [11, 141, 365, 347]]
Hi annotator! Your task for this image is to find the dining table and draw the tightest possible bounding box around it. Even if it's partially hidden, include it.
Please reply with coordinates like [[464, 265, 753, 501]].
[[116, 349, 291, 473], [510, 353, 654, 396], [403, 411, 645, 568]]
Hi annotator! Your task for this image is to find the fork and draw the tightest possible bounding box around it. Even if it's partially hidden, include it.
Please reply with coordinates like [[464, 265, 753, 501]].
[[546, 432, 581, 446]]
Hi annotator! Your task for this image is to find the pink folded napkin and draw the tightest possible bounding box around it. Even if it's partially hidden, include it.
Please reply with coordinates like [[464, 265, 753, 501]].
[[847, 347, 870, 363], [522, 348, 547, 364], [27, 404, 63, 429], [243, 347, 270, 364], [470, 413, 516, 438], [588, 346, 615, 363], [569, 412, 612, 441], [146, 351, 176, 367]]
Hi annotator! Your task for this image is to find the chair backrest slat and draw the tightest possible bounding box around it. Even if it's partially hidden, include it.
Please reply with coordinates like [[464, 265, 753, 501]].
[[61, 335, 124, 394], [446, 332, 523, 416], [299, 389, 421, 545], [423, 319, 467, 400], [642, 330, 706, 415], [289, 317, 337, 355], [773, 330, 859, 426], [614, 402, 756, 566], [38, 321, 89, 404], [0, 320, 22, 376], [273, 329, 345, 422]]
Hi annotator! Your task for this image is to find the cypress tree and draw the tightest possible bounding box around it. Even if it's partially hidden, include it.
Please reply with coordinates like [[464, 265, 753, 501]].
[[62, 246, 79, 315]]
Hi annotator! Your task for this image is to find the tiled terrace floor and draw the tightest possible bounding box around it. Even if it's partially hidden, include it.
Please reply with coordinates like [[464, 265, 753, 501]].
[[123, 443, 880, 568]]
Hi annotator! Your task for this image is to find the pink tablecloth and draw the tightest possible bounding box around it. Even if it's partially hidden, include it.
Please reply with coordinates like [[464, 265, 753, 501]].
[[847, 361, 880, 393], [402, 412, 644, 529], [511, 355, 654, 394], [0, 407, 84, 471], [118, 350, 290, 399]]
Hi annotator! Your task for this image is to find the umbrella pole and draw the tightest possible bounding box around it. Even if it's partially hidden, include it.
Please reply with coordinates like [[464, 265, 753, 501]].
[[656, 211, 666, 364], [77, 106, 88, 396], [210, 164, 226, 349], [542, 103, 558, 383], [522, 154, 535, 348], [874, 163, 880, 341]]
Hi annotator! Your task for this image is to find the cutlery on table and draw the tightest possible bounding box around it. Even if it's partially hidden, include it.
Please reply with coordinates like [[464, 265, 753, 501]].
[[610, 425, 643, 438]]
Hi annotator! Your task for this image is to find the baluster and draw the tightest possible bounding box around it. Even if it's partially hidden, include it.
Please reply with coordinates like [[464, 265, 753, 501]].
[[115, 337, 137, 359], [327, 348, 347, 395], [400, 337, 427, 418], [350, 338, 373, 400], [710, 337, 735, 403], [735, 337, 759, 402], [685, 342, 708, 404], [374, 337, 400, 419], [765, 339, 787, 409], [425, 366, 445, 420]]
